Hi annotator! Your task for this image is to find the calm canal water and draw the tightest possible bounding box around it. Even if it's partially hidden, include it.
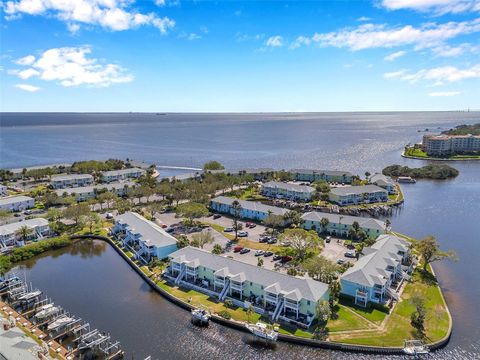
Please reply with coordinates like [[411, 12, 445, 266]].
[[2, 112, 480, 359]]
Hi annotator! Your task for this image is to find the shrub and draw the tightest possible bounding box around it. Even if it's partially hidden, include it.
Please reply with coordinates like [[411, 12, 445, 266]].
[[218, 310, 232, 320]]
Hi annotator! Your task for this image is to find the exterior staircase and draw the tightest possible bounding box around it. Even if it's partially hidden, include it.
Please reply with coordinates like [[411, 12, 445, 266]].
[[272, 298, 284, 321], [219, 280, 230, 301], [175, 266, 186, 284]]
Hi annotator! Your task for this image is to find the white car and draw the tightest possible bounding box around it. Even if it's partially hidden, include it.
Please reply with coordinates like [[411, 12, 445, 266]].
[[106, 213, 114, 219], [237, 231, 248, 237], [223, 227, 234, 232], [255, 250, 264, 256]]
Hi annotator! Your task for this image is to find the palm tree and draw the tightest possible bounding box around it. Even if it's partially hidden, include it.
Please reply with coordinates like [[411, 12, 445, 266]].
[[15, 225, 33, 244], [385, 219, 391, 233], [320, 217, 329, 233], [365, 171, 371, 181], [231, 200, 242, 241]]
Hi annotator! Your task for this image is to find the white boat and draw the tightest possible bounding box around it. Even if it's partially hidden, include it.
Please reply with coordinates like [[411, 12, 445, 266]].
[[245, 322, 278, 342], [17, 290, 42, 302], [47, 316, 74, 331], [35, 305, 60, 320], [403, 340, 429, 356], [397, 176, 416, 184], [191, 308, 210, 324]]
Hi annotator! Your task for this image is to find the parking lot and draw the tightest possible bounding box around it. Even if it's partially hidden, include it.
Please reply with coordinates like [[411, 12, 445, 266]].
[[199, 214, 268, 242], [322, 237, 357, 265]]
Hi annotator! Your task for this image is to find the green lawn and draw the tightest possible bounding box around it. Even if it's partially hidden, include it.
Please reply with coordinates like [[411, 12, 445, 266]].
[[338, 298, 388, 324], [327, 305, 377, 332], [405, 146, 480, 160], [404, 147, 429, 158], [329, 267, 451, 346]]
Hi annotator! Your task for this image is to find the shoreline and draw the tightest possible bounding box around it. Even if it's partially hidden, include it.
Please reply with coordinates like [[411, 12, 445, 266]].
[[401, 150, 480, 162], [70, 235, 453, 354]]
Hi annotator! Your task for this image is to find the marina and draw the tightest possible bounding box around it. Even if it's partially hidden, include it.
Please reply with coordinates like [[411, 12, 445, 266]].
[[0, 273, 124, 359]]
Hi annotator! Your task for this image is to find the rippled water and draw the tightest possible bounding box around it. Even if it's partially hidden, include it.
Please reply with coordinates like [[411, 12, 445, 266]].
[[3, 112, 480, 359]]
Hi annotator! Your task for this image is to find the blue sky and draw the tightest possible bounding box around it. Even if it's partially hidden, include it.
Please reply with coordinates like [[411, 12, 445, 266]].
[[1, 0, 479, 112]]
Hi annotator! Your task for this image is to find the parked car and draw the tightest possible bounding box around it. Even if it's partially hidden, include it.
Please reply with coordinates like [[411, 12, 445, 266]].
[[23, 209, 33, 215], [263, 251, 273, 257], [233, 246, 243, 253], [105, 212, 114, 219], [344, 251, 356, 258], [325, 236, 331, 243], [247, 223, 256, 228], [166, 227, 175, 233], [224, 227, 234, 232], [337, 259, 346, 265], [213, 214, 222, 219], [280, 256, 293, 263], [273, 254, 283, 261], [267, 238, 277, 244], [14, 213, 21, 217], [255, 250, 264, 256], [238, 231, 248, 237], [161, 224, 168, 228], [239, 248, 251, 254]]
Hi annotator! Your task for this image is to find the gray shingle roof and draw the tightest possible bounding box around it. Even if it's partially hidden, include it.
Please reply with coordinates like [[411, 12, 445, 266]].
[[301, 211, 386, 231], [102, 168, 145, 177], [0, 218, 49, 236], [330, 185, 387, 196], [170, 247, 329, 302], [51, 174, 93, 182], [340, 234, 410, 287], [116, 212, 177, 248], [55, 182, 135, 196], [369, 173, 395, 187], [0, 195, 34, 206], [211, 196, 289, 216], [262, 181, 315, 193], [290, 169, 353, 177]]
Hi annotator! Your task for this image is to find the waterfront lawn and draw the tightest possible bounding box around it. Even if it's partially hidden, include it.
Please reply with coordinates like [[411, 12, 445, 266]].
[[327, 305, 377, 332], [329, 266, 450, 346], [156, 280, 262, 323], [405, 146, 480, 160], [404, 147, 428, 158], [338, 298, 388, 324]]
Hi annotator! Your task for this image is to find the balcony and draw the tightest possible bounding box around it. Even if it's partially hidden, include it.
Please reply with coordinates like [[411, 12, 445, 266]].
[[265, 294, 279, 304], [230, 282, 245, 291]]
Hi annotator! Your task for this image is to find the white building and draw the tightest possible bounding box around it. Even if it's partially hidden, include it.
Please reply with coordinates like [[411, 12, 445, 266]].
[[50, 174, 94, 189], [329, 185, 388, 206], [111, 212, 178, 262], [0, 195, 35, 212], [261, 181, 315, 201], [0, 218, 51, 247], [101, 168, 146, 183], [55, 182, 135, 202], [369, 173, 397, 195], [422, 134, 480, 156]]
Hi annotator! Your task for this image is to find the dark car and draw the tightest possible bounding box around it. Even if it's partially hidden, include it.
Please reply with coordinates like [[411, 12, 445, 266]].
[[273, 254, 282, 261], [263, 251, 273, 257], [344, 251, 356, 258], [239, 248, 251, 254], [213, 214, 221, 219], [267, 238, 277, 244], [280, 256, 293, 263]]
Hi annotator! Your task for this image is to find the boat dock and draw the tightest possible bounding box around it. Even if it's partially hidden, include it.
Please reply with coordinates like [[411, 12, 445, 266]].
[[0, 274, 124, 359]]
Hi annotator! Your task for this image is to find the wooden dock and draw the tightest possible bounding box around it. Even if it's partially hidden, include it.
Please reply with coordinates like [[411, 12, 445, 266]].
[[0, 300, 71, 359]]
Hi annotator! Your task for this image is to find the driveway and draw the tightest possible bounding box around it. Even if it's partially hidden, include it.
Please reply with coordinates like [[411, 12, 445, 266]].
[[199, 214, 268, 242], [322, 237, 357, 265]]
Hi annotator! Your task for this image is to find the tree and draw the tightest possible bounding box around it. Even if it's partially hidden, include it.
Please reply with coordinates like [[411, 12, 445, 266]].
[[315, 299, 331, 340], [203, 161, 225, 171], [177, 235, 190, 248], [257, 257, 264, 267], [212, 244, 223, 254], [63, 203, 90, 226], [385, 219, 391, 232], [328, 280, 341, 317], [348, 221, 366, 241], [114, 198, 132, 214], [46, 208, 62, 222], [97, 191, 116, 210], [320, 217, 330, 233], [415, 236, 457, 271], [15, 225, 33, 242], [365, 171, 371, 180], [176, 202, 209, 226], [280, 228, 321, 262], [262, 214, 284, 235], [231, 200, 242, 241], [246, 305, 254, 324], [87, 212, 101, 233], [410, 296, 426, 339], [303, 256, 339, 284], [283, 210, 303, 228], [42, 192, 61, 209], [191, 231, 214, 249]]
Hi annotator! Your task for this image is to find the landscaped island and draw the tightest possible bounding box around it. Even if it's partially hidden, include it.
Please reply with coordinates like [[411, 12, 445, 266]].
[[403, 123, 480, 160], [382, 164, 459, 180], [0, 159, 454, 353]]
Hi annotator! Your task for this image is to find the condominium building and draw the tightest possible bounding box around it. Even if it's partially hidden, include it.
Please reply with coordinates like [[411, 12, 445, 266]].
[[167, 247, 329, 326], [329, 185, 388, 206], [422, 134, 480, 156], [111, 212, 178, 262], [369, 173, 396, 195], [301, 211, 387, 239], [101, 168, 146, 183], [55, 182, 135, 202], [0, 218, 51, 247], [0, 195, 35, 212], [210, 196, 289, 222], [50, 174, 94, 189], [290, 169, 354, 184], [261, 181, 315, 202], [340, 234, 413, 307]]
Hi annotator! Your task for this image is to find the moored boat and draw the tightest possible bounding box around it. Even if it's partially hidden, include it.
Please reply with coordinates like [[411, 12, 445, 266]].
[[403, 340, 429, 356], [17, 290, 42, 302], [245, 322, 278, 342], [35, 304, 60, 320], [47, 316, 74, 331], [397, 176, 416, 184], [191, 307, 210, 324]]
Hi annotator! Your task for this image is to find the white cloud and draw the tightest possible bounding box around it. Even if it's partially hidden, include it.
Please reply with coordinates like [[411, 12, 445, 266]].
[[384, 63, 480, 84], [290, 36, 312, 49], [384, 50, 407, 61], [357, 16, 372, 21], [155, 0, 166, 6], [431, 43, 480, 56], [381, 0, 480, 15], [429, 91, 461, 96], [294, 19, 480, 51], [265, 35, 283, 47], [179, 32, 201, 40], [15, 55, 35, 65], [235, 32, 265, 42], [11, 46, 133, 88], [15, 83, 41, 92], [3, 0, 175, 33]]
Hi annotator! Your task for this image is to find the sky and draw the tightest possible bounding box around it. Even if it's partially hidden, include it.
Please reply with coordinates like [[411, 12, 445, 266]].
[[0, 0, 479, 112]]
